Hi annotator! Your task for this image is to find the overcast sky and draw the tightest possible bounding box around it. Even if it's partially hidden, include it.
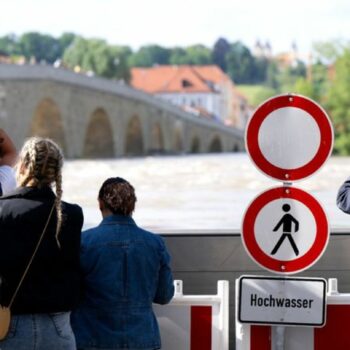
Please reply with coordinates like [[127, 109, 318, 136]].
[[0, 0, 349, 55]]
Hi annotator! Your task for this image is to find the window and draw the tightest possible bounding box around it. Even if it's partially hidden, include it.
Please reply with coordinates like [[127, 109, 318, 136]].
[[181, 79, 193, 88]]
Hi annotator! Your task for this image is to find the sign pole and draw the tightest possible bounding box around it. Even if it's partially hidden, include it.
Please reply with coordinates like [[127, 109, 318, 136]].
[[272, 326, 285, 350]]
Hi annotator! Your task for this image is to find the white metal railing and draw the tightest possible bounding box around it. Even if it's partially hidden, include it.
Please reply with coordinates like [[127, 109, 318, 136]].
[[154, 279, 229, 350]]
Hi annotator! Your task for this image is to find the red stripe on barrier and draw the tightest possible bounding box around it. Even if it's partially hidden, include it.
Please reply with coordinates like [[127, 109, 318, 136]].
[[190, 306, 212, 350], [314, 305, 350, 349], [251, 325, 271, 350]]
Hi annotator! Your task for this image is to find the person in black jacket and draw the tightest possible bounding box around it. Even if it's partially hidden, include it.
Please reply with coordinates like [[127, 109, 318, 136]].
[[0, 137, 83, 350]]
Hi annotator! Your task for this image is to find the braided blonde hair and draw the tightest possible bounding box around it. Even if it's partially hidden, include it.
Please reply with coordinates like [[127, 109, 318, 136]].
[[17, 137, 64, 246]]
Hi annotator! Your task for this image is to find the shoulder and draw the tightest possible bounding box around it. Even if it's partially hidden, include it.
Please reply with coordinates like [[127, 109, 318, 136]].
[[80, 225, 104, 248], [62, 201, 83, 216], [136, 226, 166, 249], [62, 201, 84, 225]]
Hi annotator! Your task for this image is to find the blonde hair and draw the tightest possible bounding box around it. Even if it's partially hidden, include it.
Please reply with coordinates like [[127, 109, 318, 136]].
[[17, 137, 64, 246]]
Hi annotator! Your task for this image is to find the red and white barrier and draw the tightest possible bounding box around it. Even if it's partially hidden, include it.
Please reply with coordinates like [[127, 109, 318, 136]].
[[154, 280, 229, 350], [236, 278, 350, 350]]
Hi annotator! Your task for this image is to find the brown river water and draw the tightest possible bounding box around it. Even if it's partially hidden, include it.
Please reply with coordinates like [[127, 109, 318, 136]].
[[61, 153, 350, 232]]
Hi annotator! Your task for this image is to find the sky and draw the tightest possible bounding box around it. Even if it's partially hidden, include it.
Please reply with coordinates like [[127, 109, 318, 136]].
[[0, 0, 349, 56]]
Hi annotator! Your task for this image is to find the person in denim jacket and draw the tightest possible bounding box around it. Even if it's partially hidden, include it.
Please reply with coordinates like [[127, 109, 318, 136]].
[[71, 177, 174, 350], [337, 177, 350, 213]]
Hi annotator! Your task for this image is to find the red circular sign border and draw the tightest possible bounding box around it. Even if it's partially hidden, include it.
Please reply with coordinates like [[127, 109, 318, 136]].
[[245, 94, 333, 181], [242, 186, 329, 274]]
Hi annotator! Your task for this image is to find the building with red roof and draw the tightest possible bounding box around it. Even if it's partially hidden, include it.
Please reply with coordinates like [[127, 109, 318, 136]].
[[131, 65, 250, 128]]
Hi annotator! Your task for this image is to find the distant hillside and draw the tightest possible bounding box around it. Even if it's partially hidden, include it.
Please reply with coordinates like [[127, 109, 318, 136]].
[[236, 84, 276, 107]]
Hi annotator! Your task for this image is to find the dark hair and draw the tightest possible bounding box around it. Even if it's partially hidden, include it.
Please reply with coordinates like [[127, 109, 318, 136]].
[[98, 177, 137, 216]]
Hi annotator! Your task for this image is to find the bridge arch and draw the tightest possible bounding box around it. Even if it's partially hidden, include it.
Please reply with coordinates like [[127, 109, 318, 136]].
[[30, 98, 66, 152], [150, 122, 164, 154], [173, 121, 184, 153], [83, 108, 114, 158], [190, 136, 201, 153], [232, 143, 241, 152], [125, 115, 144, 156], [208, 135, 223, 153]]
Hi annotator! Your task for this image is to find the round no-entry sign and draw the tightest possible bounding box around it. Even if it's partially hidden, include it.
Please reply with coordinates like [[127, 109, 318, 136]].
[[241, 186, 329, 274], [245, 94, 333, 181]]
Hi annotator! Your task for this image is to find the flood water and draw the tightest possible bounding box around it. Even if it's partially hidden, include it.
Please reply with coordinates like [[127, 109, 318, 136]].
[[61, 153, 350, 232]]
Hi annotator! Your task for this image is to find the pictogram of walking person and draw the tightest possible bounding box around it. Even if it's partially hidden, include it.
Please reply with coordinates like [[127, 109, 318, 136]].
[[271, 204, 299, 256]]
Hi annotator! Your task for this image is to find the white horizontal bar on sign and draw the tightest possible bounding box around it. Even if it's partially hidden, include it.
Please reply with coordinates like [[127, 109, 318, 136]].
[[170, 296, 222, 306], [327, 294, 350, 304]]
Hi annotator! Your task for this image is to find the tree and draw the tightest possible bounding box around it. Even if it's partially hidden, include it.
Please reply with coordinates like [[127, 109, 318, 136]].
[[293, 77, 314, 98], [58, 33, 76, 53], [312, 40, 346, 64], [63, 37, 131, 81], [327, 49, 350, 154], [265, 61, 279, 89], [225, 41, 256, 84], [169, 45, 212, 65], [253, 57, 269, 83], [128, 45, 170, 67], [278, 60, 307, 92], [212, 37, 230, 71], [307, 61, 329, 101], [185, 45, 212, 65], [19, 32, 61, 63], [169, 47, 187, 65], [0, 34, 20, 55]]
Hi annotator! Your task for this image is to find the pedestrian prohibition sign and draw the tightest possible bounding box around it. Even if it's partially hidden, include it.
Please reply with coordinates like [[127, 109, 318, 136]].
[[245, 94, 333, 181], [241, 186, 329, 274]]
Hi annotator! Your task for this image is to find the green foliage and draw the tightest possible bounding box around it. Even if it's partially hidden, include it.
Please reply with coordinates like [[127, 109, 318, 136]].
[[128, 45, 170, 67], [19, 32, 62, 63], [326, 49, 350, 154], [212, 37, 230, 71], [293, 78, 314, 98], [236, 85, 277, 107], [63, 37, 131, 81], [278, 61, 307, 92], [312, 39, 346, 64], [225, 41, 256, 84], [169, 47, 187, 64], [0, 34, 20, 55], [265, 61, 279, 89], [169, 45, 212, 65], [334, 134, 350, 156], [58, 33, 77, 52], [225, 42, 272, 85], [310, 62, 330, 101]]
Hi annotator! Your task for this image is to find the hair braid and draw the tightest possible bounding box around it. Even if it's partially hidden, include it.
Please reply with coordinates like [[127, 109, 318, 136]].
[[54, 155, 63, 247], [18, 138, 38, 187], [17, 137, 65, 247]]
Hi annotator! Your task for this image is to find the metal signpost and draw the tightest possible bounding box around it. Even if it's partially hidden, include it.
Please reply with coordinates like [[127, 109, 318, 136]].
[[238, 94, 334, 350]]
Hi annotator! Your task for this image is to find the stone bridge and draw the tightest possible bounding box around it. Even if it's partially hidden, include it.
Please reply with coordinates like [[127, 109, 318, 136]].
[[0, 64, 244, 158]]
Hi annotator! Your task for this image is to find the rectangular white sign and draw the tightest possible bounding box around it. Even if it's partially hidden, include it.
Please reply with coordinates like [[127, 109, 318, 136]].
[[238, 276, 326, 326]]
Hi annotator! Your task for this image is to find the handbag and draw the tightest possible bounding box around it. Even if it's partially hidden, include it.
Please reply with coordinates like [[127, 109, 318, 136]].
[[0, 203, 56, 340]]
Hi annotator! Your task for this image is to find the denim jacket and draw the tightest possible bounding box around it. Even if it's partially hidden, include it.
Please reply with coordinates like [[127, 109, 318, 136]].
[[71, 215, 174, 349]]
